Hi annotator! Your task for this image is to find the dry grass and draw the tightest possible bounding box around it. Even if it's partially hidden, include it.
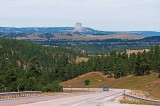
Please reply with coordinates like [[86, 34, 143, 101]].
[[120, 100, 159, 105], [60, 72, 160, 100], [75, 57, 89, 64], [41, 90, 91, 96], [126, 49, 150, 55], [16, 33, 146, 41], [60, 72, 108, 88]]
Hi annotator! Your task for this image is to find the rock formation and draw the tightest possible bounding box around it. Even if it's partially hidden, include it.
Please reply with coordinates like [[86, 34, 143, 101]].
[[74, 22, 84, 32]]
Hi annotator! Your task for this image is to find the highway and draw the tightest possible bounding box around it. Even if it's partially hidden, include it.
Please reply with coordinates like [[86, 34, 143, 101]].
[[0, 88, 151, 106], [21, 88, 124, 106]]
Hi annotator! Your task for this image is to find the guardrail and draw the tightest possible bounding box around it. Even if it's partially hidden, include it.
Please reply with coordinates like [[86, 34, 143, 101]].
[[63, 88, 104, 92], [124, 93, 160, 104], [0, 91, 41, 99]]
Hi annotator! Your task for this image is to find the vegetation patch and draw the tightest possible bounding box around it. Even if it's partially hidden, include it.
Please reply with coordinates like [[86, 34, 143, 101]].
[[75, 57, 89, 64], [84, 79, 90, 85], [41, 90, 92, 96], [120, 100, 160, 105], [0, 37, 85, 92]]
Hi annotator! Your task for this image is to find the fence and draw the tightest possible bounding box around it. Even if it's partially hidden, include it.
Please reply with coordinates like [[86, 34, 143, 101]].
[[0, 91, 41, 99], [124, 93, 160, 104]]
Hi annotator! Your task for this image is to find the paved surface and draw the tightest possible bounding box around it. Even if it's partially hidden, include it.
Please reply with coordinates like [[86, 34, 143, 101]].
[[0, 88, 152, 106], [0, 92, 94, 106], [73, 91, 150, 106], [21, 89, 124, 106]]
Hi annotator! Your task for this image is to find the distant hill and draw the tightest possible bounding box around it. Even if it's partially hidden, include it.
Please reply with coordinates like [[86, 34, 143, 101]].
[[0, 27, 160, 55], [114, 31, 160, 36], [1, 32, 159, 55], [0, 27, 115, 35], [0, 32, 146, 41], [0, 26, 159, 36], [138, 35, 160, 42], [0, 27, 74, 33]]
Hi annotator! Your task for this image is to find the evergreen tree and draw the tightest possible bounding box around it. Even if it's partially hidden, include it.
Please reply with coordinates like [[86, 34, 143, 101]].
[[27, 56, 42, 79]]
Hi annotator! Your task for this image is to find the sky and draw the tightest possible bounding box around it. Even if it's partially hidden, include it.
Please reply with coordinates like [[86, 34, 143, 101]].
[[0, 0, 160, 31]]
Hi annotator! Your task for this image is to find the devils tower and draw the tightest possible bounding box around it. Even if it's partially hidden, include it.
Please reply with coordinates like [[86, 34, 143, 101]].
[[74, 22, 84, 32]]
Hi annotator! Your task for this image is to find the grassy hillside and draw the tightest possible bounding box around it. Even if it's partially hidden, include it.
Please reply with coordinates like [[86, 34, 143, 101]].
[[60, 72, 160, 99]]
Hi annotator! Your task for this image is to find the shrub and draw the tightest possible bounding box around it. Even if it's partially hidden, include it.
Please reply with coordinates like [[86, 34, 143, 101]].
[[84, 79, 90, 85], [42, 81, 63, 92], [146, 70, 151, 75]]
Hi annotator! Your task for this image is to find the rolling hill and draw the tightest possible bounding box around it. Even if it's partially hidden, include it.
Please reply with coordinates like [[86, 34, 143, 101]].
[[0, 32, 146, 41], [60, 72, 160, 99], [0, 26, 159, 36]]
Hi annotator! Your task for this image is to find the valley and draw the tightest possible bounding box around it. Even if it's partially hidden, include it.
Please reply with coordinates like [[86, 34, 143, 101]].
[[1, 0, 160, 105], [0, 23, 160, 55]]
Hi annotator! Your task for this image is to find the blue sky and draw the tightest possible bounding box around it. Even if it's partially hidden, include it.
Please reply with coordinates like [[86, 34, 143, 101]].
[[0, 0, 160, 31]]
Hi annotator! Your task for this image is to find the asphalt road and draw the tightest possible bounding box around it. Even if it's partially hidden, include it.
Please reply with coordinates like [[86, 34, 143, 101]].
[[0, 92, 94, 106], [21, 89, 123, 106], [0, 88, 151, 106]]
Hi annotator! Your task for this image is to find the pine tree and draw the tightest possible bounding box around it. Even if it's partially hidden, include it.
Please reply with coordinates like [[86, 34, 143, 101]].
[[27, 56, 42, 79]]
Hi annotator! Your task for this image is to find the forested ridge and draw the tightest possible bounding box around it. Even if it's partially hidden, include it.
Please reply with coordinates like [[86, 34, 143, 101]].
[[85, 45, 160, 79], [36, 36, 160, 55], [0, 37, 86, 92], [0, 37, 160, 93], [1, 32, 160, 55]]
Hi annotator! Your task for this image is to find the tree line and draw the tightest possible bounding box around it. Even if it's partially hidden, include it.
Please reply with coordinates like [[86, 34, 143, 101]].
[[0, 37, 85, 92], [84, 45, 160, 78], [1, 37, 160, 92]]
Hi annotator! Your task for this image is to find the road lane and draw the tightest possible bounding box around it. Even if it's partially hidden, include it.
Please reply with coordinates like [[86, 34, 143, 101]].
[[21, 89, 124, 106], [0, 92, 94, 106], [0, 88, 148, 106]]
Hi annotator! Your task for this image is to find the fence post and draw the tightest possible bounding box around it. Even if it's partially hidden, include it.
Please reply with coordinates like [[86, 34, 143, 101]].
[[124, 90, 125, 100]]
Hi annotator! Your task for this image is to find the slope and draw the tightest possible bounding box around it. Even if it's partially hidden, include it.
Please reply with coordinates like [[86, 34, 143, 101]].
[[0, 37, 85, 92], [0, 37, 83, 69], [60, 72, 160, 99]]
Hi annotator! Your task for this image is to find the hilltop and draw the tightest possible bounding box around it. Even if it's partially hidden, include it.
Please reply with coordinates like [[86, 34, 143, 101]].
[[0, 32, 145, 41], [0, 26, 159, 36], [60, 72, 160, 99]]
